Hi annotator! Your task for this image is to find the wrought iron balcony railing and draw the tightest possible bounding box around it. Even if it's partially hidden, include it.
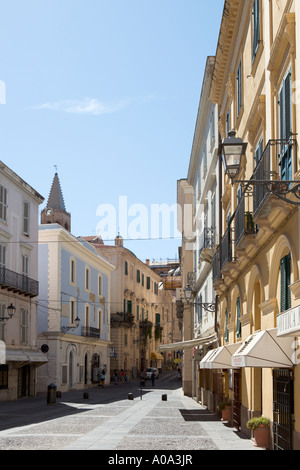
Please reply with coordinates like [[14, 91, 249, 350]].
[[81, 327, 101, 338], [0, 266, 39, 297]]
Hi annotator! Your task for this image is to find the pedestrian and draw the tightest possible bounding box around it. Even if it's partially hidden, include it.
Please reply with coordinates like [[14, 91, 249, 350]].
[[113, 369, 118, 384], [151, 370, 155, 387], [100, 369, 106, 387], [140, 369, 146, 387], [177, 367, 181, 381], [121, 369, 125, 384]]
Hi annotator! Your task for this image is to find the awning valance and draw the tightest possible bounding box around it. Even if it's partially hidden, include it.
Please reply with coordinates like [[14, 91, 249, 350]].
[[158, 333, 217, 352], [200, 343, 240, 369], [6, 349, 48, 366], [151, 352, 164, 360], [232, 328, 296, 368]]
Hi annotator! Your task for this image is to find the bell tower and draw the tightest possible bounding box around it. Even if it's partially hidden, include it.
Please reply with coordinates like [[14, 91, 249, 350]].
[[41, 172, 71, 232]]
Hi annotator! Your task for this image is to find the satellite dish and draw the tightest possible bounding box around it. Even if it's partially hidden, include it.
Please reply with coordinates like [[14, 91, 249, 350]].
[[41, 344, 49, 353]]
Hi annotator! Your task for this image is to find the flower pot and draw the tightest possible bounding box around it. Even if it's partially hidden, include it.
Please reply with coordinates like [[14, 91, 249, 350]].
[[221, 405, 232, 422], [253, 425, 269, 448]]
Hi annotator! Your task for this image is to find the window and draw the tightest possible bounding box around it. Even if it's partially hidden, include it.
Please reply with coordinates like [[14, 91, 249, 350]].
[[22, 254, 29, 276], [279, 70, 292, 180], [70, 258, 76, 284], [142, 273, 144, 286], [20, 307, 29, 344], [23, 201, 30, 235], [98, 274, 102, 296], [98, 308, 102, 332], [252, 0, 260, 62], [0, 245, 6, 267], [137, 269, 140, 283], [255, 137, 264, 167], [210, 108, 215, 142], [0, 365, 8, 390], [85, 267, 90, 290], [125, 261, 128, 276], [70, 299, 76, 324], [0, 304, 6, 341], [280, 253, 291, 313], [136, 305, 139, 321], [226, 110, 230, 137], [146, 276, 150, 290], [236, 297, 241, 339], [237, 61, 242, 116], [85, 305, 90, 327], [155, 313, 160, 326], [224, 309, 229, 343], [0, 185, 7, 222], [127, 300, 132, 314]]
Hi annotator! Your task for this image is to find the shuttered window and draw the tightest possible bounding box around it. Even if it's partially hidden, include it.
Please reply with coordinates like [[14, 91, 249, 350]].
[[237, 61, 242, 116], [0, 185, 7, 222], [20, 308, 29, 344], [280, 253, 291, 313], [252, 0, 260, 62], [224, 308, 229, 343], [236, 297, 241, 339], [279, 71, 292, 180], [23, 201, 30, 235]]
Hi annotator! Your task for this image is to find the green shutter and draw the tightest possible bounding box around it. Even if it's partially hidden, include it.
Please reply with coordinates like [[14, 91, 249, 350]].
[[280, 254, 291, 312], [125, 261, 128, 275], [147, 276, 150, 290], [236, 297, 241, 339], [225, 308, 229, 343]]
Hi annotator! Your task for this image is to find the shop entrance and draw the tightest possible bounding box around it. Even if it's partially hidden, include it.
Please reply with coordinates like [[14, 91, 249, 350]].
[[273, 369, 294, 450]]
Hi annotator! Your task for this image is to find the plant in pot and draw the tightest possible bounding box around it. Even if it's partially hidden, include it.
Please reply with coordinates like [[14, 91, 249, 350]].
[[246, 416, 270, 448], [217, 400, 232, 422]]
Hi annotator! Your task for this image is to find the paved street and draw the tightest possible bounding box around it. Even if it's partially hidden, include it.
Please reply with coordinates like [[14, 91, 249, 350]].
[[0, 371, 262, 452]]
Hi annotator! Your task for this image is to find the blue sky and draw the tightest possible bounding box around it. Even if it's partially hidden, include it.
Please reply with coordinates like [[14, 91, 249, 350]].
[[0, 0, 223, 262]]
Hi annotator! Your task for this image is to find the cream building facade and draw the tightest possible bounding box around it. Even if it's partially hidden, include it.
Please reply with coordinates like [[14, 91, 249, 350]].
[[197, 0, 300, 450], [85, 236, 175, 379], [0, 161, 45, 401]]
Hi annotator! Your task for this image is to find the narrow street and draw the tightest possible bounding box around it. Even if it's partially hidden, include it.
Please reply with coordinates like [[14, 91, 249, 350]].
[[0, 371, 260, 452]]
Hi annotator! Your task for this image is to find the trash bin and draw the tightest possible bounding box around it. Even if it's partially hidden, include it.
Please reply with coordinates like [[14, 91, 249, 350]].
[[47, 383, 57, 405]]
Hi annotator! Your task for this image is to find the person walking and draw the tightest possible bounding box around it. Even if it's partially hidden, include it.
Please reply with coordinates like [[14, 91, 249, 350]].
[[100, 369, 106, 387], [151, 370, 155, 387]]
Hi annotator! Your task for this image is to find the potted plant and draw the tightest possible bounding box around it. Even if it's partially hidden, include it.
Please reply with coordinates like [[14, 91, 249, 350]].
[[217, 400, 232, 422], [246, 416, 270, 448]]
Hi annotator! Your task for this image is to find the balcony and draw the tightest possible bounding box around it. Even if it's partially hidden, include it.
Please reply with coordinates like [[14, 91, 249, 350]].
[[111, 312, 135, 328], [199, 227, 216, 263], [253, 138, 297, 231], [0, 266, 39, 298], [81, 327, 101, 338]]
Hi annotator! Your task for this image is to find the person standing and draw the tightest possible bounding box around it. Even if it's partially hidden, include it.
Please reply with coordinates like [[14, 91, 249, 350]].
[[151, 370, 155, 387], [100, 369, 106, 387]]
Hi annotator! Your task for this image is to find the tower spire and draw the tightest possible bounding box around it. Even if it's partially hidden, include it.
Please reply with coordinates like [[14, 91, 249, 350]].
[[41, 171, 71, 232]]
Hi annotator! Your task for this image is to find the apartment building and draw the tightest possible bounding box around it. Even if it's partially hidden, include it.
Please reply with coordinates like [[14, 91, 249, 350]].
[[85, 235, 168, 378], [201, 0, 300, 450], [37, 173, 114, 392], [0, 161, 45, 400]]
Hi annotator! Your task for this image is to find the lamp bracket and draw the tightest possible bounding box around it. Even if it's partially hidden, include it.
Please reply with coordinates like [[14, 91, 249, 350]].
[[234, 180, 300, 206]]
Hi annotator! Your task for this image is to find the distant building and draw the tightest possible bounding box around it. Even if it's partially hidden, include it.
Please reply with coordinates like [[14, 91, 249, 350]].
[[84, 236, 175, 377], [37, 173, 114, 392], [0, 161, 45, 401]]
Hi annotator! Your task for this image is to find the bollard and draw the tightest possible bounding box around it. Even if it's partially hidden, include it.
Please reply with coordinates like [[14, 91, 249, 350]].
[[128, 393, 134, 400], [162, 394, 167, 401], [83, 392, 89, 399], [47, 383, 57, 405]]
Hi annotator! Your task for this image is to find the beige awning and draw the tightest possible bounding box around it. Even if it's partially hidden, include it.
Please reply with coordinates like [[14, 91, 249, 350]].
[[158, 333, 217, 352], [231, 328, 295, 368], [6, 349, 48, 366], [200, 343, 240, 369], [151, 352, 164, 360]]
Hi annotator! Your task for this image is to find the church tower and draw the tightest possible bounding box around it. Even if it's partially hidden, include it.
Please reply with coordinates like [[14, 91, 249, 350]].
[[41, 172, 71, 232]]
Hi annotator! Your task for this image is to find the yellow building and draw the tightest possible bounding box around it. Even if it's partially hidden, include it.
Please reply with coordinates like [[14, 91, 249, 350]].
[[199, 0, 300, 450]]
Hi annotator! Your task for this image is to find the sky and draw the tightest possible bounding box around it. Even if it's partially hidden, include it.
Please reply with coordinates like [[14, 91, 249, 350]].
[[0, 0, 224, 263]]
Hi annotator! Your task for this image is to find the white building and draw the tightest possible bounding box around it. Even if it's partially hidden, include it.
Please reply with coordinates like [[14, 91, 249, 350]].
[[0, 161, 45, 401], [37, 173, 115, 392]]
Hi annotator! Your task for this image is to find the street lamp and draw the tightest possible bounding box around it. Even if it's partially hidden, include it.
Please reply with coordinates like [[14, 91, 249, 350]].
[[220, 130, 248, 182], [183, 285, 216, 313], [220, 131, 300, 205], [0, 303, 16, 323], [61, 316, 80, 333]]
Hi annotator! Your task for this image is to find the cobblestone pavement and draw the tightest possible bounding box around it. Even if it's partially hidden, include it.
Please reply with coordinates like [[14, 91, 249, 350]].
[[0, 372, 263, 452]]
